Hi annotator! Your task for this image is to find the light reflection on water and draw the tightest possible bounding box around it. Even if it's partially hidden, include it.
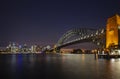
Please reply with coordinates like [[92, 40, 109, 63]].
[[0, 54, 120, 79]]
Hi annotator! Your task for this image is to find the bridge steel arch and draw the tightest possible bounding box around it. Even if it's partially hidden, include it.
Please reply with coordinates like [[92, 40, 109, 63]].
[[55, 28, 105, 52]]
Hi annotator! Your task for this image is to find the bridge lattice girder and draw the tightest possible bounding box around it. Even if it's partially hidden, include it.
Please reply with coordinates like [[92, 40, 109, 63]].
[[56, 28, 105, 48]]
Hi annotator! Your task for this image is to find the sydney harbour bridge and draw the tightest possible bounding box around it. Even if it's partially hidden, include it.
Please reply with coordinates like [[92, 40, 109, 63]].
[[54, 14, 120, 53], [56, 28, 105, 49]]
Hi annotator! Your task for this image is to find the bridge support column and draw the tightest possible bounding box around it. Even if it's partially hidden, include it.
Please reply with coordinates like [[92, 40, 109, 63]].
[[106, 14, 120, 49], [53, 47, 61, 53]]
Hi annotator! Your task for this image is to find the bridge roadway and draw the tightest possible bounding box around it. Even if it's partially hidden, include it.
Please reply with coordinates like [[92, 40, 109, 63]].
[[56, 28, 105, 49]]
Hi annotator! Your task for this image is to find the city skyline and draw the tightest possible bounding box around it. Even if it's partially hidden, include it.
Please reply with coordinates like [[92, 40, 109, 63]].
[[0, 0, 120, 47]]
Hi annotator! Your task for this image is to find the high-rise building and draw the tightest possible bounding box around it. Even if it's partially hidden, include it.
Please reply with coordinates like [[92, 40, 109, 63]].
[[6, 42, 18, 53], [31, 45, 37, 53]]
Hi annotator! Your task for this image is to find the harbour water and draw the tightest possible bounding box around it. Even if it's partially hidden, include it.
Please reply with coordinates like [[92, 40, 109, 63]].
[[0, 54, 120, 79]]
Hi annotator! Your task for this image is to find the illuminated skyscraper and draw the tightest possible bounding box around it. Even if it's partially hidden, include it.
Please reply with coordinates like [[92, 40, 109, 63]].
[[31, 45, 37, 53]]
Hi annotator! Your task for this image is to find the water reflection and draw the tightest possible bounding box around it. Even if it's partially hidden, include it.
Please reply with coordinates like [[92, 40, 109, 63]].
[[11, 55, 16, 65], [0, 54, 120, 79], [82, 54, 85, 61]]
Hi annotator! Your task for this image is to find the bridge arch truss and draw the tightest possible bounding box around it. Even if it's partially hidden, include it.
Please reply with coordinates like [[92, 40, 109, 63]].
[[56, 28, 105, 49]]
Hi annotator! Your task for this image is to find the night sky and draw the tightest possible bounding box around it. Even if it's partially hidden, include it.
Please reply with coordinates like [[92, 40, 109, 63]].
[[0, 0, 120, 47]]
